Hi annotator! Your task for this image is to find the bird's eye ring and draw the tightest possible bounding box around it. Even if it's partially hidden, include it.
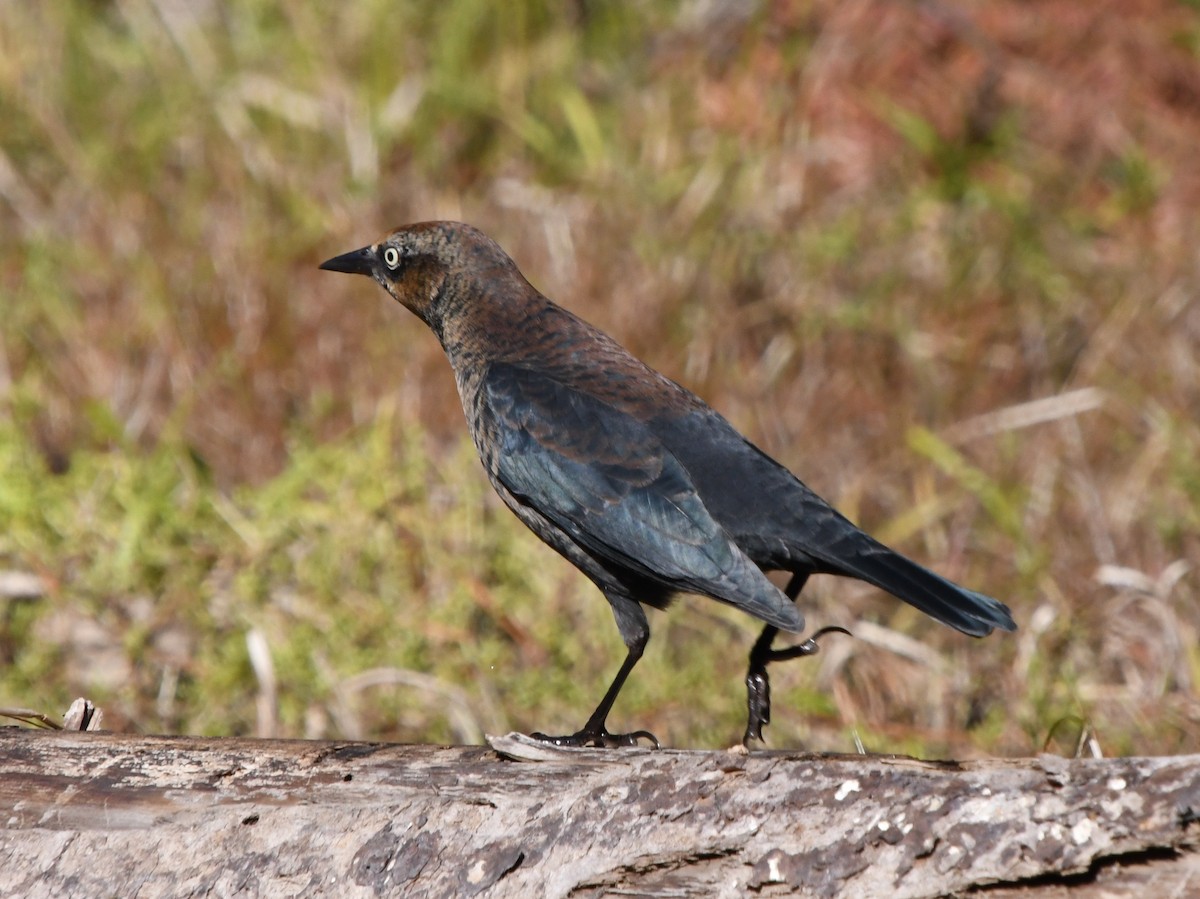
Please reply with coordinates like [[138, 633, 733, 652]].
[[383, 246, 401, 269]]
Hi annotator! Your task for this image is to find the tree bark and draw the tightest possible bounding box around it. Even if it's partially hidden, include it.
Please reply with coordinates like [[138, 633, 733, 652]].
[[1, 729, 1197, 898]]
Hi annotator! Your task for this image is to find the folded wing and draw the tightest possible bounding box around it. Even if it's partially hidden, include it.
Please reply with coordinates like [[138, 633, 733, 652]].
[[481, 363, 803, 632]]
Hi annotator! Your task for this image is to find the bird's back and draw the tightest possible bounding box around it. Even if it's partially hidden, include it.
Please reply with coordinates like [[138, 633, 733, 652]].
[[462, 297, 1013, 638], [455, 299, 806, 631]]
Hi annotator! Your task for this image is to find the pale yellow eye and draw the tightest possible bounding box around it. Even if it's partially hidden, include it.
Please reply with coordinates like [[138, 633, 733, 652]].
[[383, 246, 401, 269]]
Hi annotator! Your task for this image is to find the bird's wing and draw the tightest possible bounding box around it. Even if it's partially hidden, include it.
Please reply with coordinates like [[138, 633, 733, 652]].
[[658, 408, 1015, 636], [479, 363, 802, 631]]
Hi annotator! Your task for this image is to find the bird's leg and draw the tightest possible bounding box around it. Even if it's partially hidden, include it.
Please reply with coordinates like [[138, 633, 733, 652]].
[[531, 633, 659, 749], [744, 573, 809, 746], [743, 623, 781, 747], [743, 572, 851, 747]]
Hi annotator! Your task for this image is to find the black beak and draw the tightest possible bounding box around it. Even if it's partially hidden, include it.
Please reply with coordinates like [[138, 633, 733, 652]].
[[319, 246, 375, 276]]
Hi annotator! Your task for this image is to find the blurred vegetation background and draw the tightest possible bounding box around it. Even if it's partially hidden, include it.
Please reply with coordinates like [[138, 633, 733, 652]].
[[1, 1, 1197, 756]]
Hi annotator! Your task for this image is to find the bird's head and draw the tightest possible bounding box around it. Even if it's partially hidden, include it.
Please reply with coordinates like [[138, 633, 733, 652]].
[[319, 221, 521, 332]]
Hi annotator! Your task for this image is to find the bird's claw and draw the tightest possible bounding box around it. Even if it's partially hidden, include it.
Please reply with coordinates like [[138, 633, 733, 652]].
[[531, 727, 660, 749], [765, 625, 852, 663], [743, 625, 852, 748]]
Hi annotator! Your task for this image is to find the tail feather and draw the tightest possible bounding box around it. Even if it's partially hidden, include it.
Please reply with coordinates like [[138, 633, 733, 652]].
[[816, 534, 1015, 637]]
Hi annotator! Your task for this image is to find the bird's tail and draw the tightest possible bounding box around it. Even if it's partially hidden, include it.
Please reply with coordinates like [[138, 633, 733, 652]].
[[815, 533, 1015, 637]]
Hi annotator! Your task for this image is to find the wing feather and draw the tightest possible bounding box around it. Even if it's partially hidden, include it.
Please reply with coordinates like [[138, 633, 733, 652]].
[[481, 363, 803, 631]]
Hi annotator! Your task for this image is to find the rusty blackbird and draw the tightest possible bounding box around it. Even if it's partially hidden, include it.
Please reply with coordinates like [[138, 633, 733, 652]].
[[320, 222, 1016, 748]]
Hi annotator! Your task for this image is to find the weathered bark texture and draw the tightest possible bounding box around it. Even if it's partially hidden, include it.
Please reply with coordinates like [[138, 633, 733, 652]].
[[1, 729, 1197, 898]]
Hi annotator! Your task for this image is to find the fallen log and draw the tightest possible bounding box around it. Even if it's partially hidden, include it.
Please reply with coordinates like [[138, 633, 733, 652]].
[[1, 729, 1197, 897]]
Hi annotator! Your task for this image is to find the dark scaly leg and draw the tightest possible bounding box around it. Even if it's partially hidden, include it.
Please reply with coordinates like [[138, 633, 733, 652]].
[[743, 572, 850, 747], [531, 633, 659, 748], [532, 594, 660, 749]]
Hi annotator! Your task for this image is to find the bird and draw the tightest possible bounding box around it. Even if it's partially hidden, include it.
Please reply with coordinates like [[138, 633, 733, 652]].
[[320, 221, 1016, 749]]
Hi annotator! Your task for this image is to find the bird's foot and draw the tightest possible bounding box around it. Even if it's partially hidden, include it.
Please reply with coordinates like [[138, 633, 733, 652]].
[[743, 669, 772, 747], [742, 625, 852, 748], [530, 726, 660, 749]]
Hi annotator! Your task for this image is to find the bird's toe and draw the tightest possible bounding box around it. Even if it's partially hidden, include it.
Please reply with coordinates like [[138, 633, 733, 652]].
[[530, 727, 660, 750]]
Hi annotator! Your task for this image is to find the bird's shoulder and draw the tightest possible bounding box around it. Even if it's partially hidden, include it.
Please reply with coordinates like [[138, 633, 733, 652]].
[[479, 360, 665, 472]]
